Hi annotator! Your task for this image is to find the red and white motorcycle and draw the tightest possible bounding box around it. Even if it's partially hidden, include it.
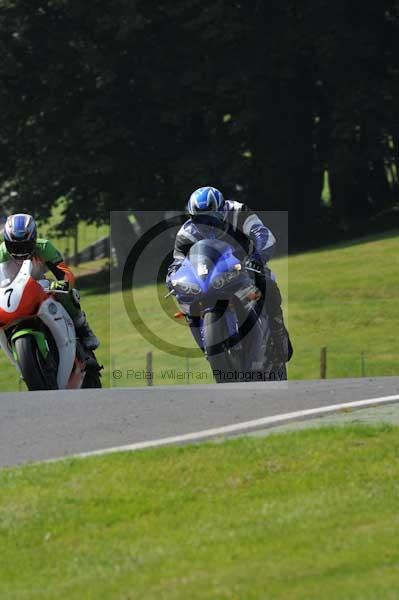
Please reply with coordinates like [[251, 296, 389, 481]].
[[0, 259, 101, 390]]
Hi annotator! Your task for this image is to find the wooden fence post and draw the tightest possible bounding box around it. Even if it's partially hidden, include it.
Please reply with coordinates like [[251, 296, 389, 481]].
[[146, 351, 153, 386], [360, 352, 366, 377], [320, 347, 327, 379]]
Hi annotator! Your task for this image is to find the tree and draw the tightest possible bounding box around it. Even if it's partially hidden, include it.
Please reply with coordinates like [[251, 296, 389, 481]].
[[1, 0, 399, 248]]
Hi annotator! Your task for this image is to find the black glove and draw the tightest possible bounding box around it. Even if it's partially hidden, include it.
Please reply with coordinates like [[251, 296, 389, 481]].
[[50, 280, 69, 293], [245, 257, 264, 274]]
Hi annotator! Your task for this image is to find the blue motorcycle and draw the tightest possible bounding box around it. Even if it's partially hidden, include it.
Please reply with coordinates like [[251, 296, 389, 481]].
[[167, 239, 287, 383]]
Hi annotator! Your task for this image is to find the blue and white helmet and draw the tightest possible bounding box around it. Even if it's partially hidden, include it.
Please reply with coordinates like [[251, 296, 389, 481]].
[[187, 187, 225, 220], [3, 213, 37, 259]]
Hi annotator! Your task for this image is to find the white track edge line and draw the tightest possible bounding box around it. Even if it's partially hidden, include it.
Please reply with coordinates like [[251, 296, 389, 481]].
[[46, 393, 399, 463]]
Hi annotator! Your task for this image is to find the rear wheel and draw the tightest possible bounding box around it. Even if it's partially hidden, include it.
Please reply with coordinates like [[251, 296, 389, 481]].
[[14, 335, 56, 391]]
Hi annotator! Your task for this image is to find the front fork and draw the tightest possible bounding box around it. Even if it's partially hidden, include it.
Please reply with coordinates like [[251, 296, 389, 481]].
[[200, 302, 242, 356], [0, 328, 22, 375], [0, 326, 50, 380]]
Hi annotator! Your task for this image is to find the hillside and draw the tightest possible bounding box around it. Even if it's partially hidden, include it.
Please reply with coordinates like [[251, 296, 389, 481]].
[[0, 230, 398, 391]]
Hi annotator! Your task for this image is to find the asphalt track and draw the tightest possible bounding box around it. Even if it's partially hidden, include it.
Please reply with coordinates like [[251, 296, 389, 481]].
[[0, 377, 398, 468]]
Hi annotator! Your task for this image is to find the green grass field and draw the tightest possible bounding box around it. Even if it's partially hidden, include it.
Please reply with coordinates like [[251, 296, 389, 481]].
[[0, 230, 398, 391], [289, 230, 399, 379], [1, 424, 398, 599]]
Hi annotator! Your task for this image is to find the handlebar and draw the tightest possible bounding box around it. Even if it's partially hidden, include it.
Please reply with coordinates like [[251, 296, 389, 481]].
[[39, 280, 70, 294], [45, 289, 70, 295]]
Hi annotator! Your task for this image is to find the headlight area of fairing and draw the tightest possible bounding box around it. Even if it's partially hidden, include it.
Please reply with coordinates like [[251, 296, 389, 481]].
[[210, 267, 242, 289], [172, 279, 202, 301]]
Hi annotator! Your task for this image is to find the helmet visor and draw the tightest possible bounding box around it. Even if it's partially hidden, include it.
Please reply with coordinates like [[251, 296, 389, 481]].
[[5, 239, 36, 259], [191, 212, 224, 226]]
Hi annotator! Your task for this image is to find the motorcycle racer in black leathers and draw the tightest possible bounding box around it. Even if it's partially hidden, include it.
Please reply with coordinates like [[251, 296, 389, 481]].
[[166, 186, 292, 363]]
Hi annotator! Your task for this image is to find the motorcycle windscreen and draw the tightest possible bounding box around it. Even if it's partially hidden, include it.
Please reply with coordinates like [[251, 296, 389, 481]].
[[188, 239, 233, 278], [0, 259, 22, 288]]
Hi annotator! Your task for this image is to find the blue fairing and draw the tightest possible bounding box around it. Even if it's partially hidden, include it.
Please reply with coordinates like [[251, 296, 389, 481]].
[[170, 240, 247, 300], [168, 239, 263, 367]]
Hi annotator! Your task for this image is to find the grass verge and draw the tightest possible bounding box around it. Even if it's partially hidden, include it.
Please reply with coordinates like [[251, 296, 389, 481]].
[[1, 424, 398, 599]]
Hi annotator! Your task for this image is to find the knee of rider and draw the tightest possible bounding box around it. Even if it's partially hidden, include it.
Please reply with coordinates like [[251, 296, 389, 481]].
[[265, 268, 276, 282], [265, 278, 282, 306], [71, 287, 81, 308]]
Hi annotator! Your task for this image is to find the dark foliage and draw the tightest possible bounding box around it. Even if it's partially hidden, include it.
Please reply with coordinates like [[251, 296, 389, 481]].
[[1, 1, 399, 244]]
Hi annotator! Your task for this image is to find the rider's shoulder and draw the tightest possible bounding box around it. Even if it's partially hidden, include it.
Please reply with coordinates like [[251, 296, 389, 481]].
[[34, 238, 51, 253], [35, 238, 63, 263], [35, 237, 50, 247], [0, 241, 9, 262], [224, 200, 247, 212], [177, 219, 196, 237]]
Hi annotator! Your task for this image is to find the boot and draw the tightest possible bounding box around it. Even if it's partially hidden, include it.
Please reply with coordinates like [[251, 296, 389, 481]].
[[264, 277, 293, 363], [269, 315, 293, 363], [74, 311, 100, 350]]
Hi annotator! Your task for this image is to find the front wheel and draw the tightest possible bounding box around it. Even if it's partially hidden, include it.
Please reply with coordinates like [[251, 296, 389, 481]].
[[203, 311, 239, 383], [14, 335, 57, 391]]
